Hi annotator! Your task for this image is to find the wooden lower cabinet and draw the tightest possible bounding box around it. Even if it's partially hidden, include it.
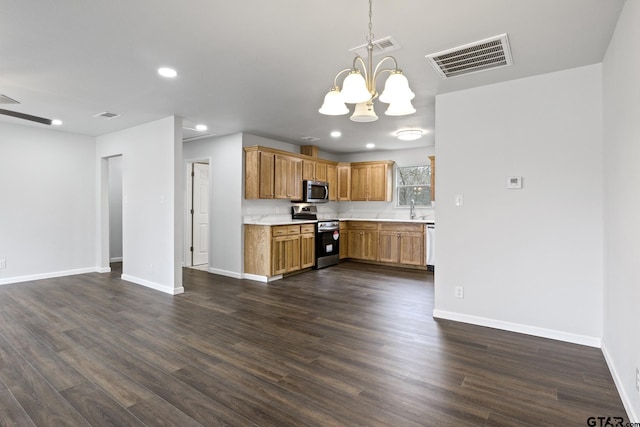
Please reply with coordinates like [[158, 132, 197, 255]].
[[346, 221, 426, 268], [378, 223, 425, 266], [244, 223, 315, 279], [300, 225, 316, 268], [339, 221, 348, 259], [272, 235, 301, 275], [347, 222, 379, 261]]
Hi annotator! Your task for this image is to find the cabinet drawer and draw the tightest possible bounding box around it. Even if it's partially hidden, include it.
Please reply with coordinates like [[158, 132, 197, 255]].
[[272, 225, 300, 236], [379, 223, 424, 233], [347, 221, 379, 231], [300, 224, 316, 234]]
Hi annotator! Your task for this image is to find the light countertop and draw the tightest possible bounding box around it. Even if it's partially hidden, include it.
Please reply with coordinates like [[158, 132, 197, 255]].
[[244, 218, 434, 226]]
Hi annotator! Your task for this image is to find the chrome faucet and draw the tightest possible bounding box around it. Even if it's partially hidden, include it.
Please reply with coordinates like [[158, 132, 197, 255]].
[[410, 199, 416, 220]]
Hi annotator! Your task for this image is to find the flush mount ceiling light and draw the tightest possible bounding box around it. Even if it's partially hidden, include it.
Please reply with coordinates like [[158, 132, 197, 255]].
[[51, 119, 63, 126], [330, 130, 342, 138], [319, 0, 415, 122], [158, 67, 177, 78], [366, 143, 375, 149], [195, 124, 208, 131], [396, 129, 423, 141]]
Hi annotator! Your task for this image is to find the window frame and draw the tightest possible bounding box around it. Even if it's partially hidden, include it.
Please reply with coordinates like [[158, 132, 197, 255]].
[[395, 164, 432, 208]]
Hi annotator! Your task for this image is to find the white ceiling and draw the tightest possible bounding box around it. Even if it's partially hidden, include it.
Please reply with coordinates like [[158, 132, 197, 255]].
[[0, 0, 625, 153]]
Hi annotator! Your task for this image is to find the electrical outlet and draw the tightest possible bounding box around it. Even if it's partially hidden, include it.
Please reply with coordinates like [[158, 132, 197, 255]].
[[455, 194, 464, 207], [0, 259, 5, 269], [455, 286, 464, 299], [636, 367, 639, 392]]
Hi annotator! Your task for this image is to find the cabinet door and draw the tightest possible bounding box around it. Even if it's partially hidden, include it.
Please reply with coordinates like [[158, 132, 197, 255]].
[[350, 166, 368, 201], [337, 164, 351, 201], [274, 155, 289, 199], [362, 230, 379, 260], [302, 160, 315, 181], [367, 164, 388, 201], [399, 232, 425, 266], [347, 231, 363, 259], [275, 155, 302, 200], [315, 163, 328, 181], [300, 233, 315, 268], [378, 232, 399, 263], [327, 164, 338, 201], [272, 235, 301, 275], [289, 157, 303, 200], [339, 222, 348, 259], [258, 151, 275, 199], [271, 235, 288, 275], [285, 235, 301, 272]]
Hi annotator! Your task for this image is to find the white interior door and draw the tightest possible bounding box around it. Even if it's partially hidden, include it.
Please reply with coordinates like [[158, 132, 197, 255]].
[[192, 163, 209, 266]]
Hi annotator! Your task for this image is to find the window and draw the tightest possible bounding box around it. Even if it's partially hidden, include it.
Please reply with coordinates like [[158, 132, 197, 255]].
[[396, 165, 432, 207]]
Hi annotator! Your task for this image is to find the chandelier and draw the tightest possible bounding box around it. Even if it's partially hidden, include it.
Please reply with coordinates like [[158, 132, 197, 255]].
[[319, 0, 415, 122]]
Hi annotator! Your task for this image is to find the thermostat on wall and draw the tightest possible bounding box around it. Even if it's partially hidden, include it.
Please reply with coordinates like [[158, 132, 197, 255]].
[[507, 176, 523, 189]]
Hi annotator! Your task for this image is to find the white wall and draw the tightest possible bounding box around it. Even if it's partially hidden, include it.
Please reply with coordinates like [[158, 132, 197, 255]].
[[183, 133, 244, 278], [434, 64, 604, 346], [96, 116, 183, 294], [602, 0, 640, 421], [0, 122, 96, 284], [108, 156, 123, 261]]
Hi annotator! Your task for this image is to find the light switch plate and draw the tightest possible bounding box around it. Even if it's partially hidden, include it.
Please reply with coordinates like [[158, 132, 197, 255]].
[[455, 194, 464, 206]]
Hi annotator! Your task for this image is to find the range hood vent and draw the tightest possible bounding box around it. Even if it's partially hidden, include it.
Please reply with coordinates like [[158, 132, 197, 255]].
[[425, 33, 512, 79]]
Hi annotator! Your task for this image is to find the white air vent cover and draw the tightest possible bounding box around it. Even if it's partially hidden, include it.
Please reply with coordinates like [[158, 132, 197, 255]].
[[301, 136, 320, 143], [425, 34, 512, 79], [349, 36, 401, 57], [93, 111, 120, 119], [0, 94, 20, 104]]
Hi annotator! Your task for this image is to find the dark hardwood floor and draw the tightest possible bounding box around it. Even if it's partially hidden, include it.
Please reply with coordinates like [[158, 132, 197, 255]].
[[0, 261, 627, 426]]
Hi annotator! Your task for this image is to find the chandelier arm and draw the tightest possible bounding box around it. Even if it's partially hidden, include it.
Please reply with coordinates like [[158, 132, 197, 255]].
[[332, 68, 352, 87], [372, 56, 399, 81], [352, 55, 368, 78]]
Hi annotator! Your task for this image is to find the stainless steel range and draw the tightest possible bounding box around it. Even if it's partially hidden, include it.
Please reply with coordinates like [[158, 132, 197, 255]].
[[315, 219, 340, 269], [292, 206, 340, 269]]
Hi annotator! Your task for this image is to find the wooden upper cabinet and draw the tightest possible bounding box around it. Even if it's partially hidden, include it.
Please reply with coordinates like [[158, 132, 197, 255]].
[[350, 161, 394, 201], [302, 160, 316, 181], [337, 163, 351, 201], [315, 162, 328, 181], [274, 155, 302, 200], [302, 159, 329, 182], [350, 165, 368, 201], [259, 151, 275, 198], [326, 163, 338, 201]]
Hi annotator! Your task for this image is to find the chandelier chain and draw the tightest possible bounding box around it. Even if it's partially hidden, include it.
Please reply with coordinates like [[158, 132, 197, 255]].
[[367, 0, 374, 43]]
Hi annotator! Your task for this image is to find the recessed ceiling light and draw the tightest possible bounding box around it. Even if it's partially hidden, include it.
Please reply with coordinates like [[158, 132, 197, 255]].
[[195, 124, 208, 132], [366, 143, 375, 149], [330, 130, 342, 138], [395, 129, 423, 141], [51, 119, 63, 126], [158, 67, 178, 78]]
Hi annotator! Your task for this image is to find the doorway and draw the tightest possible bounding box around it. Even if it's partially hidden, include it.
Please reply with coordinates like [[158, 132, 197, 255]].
[[188, 162, 210, 270], [108, 155, 123, 272]]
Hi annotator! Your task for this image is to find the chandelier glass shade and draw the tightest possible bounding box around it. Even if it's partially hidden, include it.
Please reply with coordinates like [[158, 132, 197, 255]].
[[318, 0, 416, 122]]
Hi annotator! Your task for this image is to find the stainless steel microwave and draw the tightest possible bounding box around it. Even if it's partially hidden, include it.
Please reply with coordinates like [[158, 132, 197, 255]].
[[303, 180, 329, 203]]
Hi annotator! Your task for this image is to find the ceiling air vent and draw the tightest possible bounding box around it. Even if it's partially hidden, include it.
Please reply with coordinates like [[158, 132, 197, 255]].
[[301, 136, 320, 143], [93, 111, 120, 120], [349, 36, 401, 57], [425, 33, 512, 79]]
